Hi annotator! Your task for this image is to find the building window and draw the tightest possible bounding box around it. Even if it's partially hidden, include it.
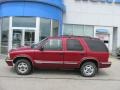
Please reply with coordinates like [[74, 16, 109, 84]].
[[84, 25, 94, 37], [73, 25, 84, 36], [39, 18, 51, 41], [52, 20, 59, 36], [12, 17, 36, 27], [63, 24, 73, 35], [63, 24, 94, 37], [1, 17, 9, 54]]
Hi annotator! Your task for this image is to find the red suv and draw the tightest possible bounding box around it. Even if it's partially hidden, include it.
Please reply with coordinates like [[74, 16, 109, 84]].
[[6, 36, 111, 77]]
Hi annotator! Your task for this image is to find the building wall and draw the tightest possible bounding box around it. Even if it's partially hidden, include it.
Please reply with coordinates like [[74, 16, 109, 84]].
[[63, 0, 120, 51], [63, 0, 120, 26]]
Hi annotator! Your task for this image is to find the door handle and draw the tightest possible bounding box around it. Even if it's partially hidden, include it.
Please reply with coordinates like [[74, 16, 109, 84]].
[[59, 53, 64, 55], [80, 53, 85, 56]]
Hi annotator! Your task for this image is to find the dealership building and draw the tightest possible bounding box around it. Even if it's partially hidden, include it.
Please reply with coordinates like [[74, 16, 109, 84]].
[[0, 0, 120, 54]]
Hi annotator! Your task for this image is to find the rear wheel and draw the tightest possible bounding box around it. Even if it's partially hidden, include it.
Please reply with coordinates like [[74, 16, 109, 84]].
[[80, 62, 97, 77], [15, 59, 32, 75]]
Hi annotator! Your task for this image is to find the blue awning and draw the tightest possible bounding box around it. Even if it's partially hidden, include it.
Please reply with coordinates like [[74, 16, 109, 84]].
[[0, 0, 65, 11]]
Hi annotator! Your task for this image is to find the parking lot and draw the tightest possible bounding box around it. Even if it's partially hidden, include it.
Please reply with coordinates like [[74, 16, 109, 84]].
[[0, 55, 120, 90]]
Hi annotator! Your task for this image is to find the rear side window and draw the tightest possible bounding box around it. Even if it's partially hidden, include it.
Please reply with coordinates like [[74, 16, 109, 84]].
[[67, 39, 83, 51], [84, 38, 108, 52]]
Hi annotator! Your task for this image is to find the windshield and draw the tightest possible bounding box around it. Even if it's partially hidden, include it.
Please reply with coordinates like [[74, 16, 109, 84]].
[[31, 38, 48, 49]]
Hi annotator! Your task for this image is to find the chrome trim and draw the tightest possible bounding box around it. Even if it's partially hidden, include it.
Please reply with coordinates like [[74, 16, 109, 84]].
[[64, 62, 78, 65], [34, 60, 78, 65], [34, 60, 63, 64], [101, 62, 111, 64]]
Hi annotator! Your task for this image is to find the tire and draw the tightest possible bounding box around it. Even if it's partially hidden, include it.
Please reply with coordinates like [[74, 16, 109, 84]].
[[15, 59, 32, 75], [80, 62, 97, 77]]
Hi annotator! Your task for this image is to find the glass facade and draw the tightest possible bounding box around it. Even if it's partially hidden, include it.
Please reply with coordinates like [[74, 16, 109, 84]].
[[0, 17, 60, 54], [24, 31, 35, 46], [12, 30, 22, 49], [73, 25, 84, 36], [1, 17, 9, 54], [0, 0, 64, 54], [39, 19, 59, 41], [52, 20, 59, 36], [63, 24, 94, 37], [63, 24, 73, 35], [84, 25, 94, 36], [39, 18, 51, 41], [12, 17, 36, 27]]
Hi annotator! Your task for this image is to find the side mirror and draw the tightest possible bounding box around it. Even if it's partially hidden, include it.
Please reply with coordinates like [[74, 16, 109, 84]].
[[31, 43, 36, 48], [40, 47, 44, 51]]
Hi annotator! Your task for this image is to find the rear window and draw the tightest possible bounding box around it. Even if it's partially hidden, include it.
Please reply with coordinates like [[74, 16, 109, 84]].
[[84, 38, 108, 52]]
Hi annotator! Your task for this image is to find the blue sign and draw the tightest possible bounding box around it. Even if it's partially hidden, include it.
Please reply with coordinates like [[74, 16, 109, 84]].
[[115, 0, 120, 3], [96, 29, 109, 34], [75, 0, 120, 3]]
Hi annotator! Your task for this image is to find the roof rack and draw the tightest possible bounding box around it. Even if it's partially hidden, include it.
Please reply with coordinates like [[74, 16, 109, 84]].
[[60, 35, 92, 38]]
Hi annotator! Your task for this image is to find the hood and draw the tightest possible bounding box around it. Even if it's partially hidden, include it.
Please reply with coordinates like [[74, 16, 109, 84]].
[[9, 46, 31, 52]]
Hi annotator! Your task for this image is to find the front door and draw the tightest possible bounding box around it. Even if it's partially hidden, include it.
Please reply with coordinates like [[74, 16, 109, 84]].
[[35, 38, 63, 69], [12, 29, 35, 49]]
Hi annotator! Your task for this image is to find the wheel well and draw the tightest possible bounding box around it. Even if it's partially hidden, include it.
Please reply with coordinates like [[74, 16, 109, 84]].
[[13, 57, 33, 67], [80, 59, 98, 69]]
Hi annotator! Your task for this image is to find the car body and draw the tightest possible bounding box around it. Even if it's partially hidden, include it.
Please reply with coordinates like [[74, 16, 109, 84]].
[[6, 36, 111, 77]]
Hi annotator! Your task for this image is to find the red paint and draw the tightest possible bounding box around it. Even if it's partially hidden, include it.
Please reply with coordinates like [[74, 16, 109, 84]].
[[6, 36, 111, 69]]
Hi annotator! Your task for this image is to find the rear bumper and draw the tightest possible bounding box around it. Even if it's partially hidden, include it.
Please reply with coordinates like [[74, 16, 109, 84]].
[[5, 57, 13, 66], [99, 62, 111, 68]]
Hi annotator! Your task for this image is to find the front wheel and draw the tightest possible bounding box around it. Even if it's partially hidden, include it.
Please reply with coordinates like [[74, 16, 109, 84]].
[[80, 62, 97, 77], [15, 59, 32, 75]]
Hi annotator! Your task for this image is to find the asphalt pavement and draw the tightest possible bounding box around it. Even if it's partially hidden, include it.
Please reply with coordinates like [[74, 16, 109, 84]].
[[0, 55, 120, 90]]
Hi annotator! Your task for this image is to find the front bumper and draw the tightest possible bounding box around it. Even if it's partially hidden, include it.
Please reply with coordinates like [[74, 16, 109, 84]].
[[5, 57, 13, 66], [99, 62, 111, 68]]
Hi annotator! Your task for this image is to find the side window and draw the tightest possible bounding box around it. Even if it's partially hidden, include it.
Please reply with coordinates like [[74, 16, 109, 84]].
[[84, 38, 108, 52], [44, 39, 62, 50], [67, 39, 83, 51]]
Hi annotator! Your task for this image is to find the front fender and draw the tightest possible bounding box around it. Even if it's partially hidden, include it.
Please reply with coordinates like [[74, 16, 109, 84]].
[[12, 54, 35, 66]]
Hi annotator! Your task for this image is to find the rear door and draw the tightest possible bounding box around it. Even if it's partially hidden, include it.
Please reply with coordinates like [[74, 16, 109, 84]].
[[63, 38, 86, 69]]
